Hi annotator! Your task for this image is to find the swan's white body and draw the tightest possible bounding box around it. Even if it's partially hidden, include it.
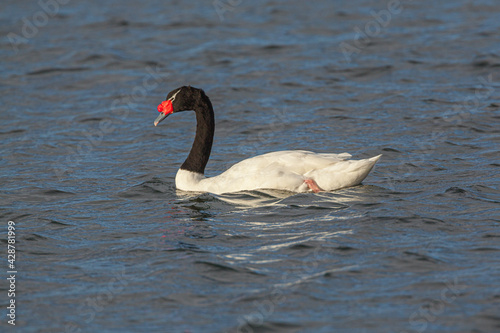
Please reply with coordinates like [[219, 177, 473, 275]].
[[175, 150, 381, 194]]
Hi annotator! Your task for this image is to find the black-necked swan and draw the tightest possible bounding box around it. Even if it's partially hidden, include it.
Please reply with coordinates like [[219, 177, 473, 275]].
[[154, 86, 381, 194]]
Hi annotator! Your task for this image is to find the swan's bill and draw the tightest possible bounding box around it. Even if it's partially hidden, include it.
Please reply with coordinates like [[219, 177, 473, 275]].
[[154, 112, 170, 126]]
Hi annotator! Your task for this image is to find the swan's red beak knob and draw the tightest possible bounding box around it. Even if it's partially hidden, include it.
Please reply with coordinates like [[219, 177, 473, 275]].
[[154, 100, 173, 126]]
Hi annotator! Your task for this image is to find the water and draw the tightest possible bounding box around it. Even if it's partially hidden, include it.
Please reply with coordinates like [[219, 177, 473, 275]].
[[1, 0, 499, 332]]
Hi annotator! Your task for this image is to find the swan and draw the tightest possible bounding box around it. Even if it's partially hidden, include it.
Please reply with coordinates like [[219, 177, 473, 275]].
[[153, 86, 381, 194]]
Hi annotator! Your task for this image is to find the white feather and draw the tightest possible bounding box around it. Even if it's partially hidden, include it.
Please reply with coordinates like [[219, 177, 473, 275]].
[[175, 150, 381, 194]]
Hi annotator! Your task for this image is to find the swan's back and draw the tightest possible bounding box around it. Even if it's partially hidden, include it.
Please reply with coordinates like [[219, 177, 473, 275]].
[[224, 150, 353, 175]]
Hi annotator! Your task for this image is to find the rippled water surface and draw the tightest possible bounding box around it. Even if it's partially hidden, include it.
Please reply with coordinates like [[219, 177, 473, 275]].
[[1, 0, 500, 332]]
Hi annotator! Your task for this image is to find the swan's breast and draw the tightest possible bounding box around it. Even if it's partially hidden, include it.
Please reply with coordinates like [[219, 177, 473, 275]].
[[175, 169, 205, 192]]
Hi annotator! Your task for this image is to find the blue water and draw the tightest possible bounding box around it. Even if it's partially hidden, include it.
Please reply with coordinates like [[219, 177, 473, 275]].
[[1, 0, 499, 332]]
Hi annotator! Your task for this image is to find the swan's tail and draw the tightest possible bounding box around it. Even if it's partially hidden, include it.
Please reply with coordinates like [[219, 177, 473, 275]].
[[368, 154, 382, 163], [307, 154, 381, 191]]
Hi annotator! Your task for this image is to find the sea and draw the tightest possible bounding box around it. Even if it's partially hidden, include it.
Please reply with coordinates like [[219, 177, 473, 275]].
[[1, 0, 499, 332]]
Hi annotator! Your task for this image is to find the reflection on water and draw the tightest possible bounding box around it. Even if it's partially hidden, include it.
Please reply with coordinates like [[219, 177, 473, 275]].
[[179, 185, 382, 209]]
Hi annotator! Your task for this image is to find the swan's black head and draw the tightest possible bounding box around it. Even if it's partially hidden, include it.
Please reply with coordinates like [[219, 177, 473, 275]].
[[154, 86, 205, 126]]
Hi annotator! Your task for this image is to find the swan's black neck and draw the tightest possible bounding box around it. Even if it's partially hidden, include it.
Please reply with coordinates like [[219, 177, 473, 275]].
[[180, 91, 214, 175]]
